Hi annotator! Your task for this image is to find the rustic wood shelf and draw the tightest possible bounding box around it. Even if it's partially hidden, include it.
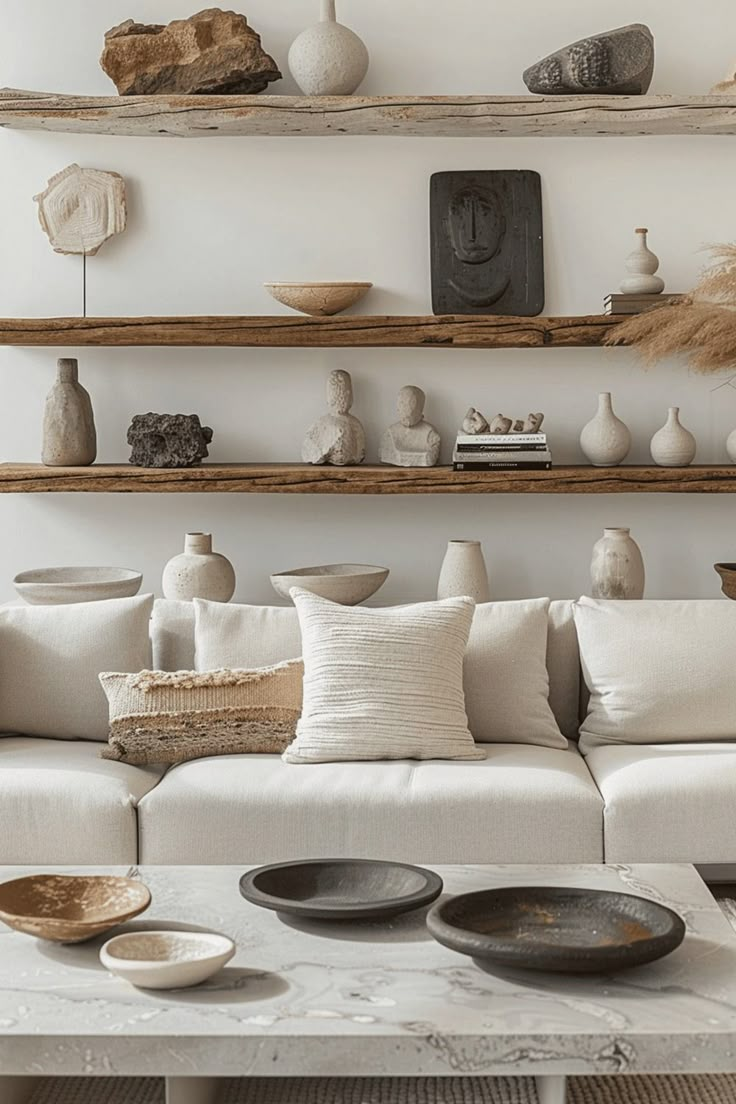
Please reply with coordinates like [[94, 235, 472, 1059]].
[[2, 90, 736, 138], [0, 314, 623, 349], [2, 464, 735, 495]]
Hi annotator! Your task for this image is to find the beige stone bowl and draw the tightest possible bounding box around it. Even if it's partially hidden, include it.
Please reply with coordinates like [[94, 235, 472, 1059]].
[[14, 566, 143, 605], [271, 563, 389, 606], [265, 282, 373, 316], [715, 563, 736, 599], [0, 874, 151, 944], [100, 930, 235, 990]]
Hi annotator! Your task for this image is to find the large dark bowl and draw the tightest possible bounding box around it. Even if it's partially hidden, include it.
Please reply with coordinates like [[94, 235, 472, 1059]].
[[715, 563, 736, 600], [426, 886, 686, 974], [240, 860, 443, 921]]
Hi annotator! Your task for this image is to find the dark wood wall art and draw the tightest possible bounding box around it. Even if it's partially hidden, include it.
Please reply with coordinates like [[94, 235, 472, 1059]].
[[430, 170, 544, 317]]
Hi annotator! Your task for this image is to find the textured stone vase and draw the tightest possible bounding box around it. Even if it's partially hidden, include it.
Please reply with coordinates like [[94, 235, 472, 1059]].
[[162, 533, 236, 603], [42, 359, 97, 467], [727, 428, 736, 463], [288, 0, 369, 95], [650, 407, 696, 467], [579, 392, 631, 467], [590, 528, 645, 600], [437, 540, 490, 603], [621, 228, 665, 295]]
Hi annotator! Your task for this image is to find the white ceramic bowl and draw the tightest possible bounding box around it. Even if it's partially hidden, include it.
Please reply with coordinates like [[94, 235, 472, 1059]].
[[13, 566, 143, 605], [264, 282, 372, 316], [270, 563, 389, 606], [100, 930, 235, 990]]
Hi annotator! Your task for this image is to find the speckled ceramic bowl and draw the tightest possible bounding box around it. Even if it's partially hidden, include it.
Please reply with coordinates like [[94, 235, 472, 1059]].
[[13, 566, 143, 605], [264, 282, 372, 316], [100, 931, 235, 989], [270, 563, 389, 605], [0, 874, 151, 944]]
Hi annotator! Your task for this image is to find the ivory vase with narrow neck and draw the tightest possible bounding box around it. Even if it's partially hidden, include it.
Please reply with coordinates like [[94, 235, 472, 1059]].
[[162, 533, 236, 603], [650, 407, 696, 467], [288, 0, 369, 95], [579, 392, 631, 467], [590, 528, 645, 600], [620, 228, 665, 295], [42, 359, 97, 466], [437, 541, 490, 603]]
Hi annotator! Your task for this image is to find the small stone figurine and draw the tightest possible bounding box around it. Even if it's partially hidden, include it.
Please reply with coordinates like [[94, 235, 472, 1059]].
[[620, 228, 665, 295], [380, 386, 441, 468], [302, 369, 366, 466], [462, 409, 544, 435]]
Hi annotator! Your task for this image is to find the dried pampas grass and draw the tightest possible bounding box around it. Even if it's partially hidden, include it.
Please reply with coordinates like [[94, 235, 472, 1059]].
[[605, 243, 736, 372]]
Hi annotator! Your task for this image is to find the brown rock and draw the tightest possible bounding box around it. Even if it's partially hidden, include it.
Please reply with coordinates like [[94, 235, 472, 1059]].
[[100, 8, 282, 96]]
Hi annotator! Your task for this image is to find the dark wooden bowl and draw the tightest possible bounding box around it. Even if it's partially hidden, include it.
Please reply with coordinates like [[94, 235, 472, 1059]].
[[240, 859, 443, 921], [715, 563, 736, 599], [427, 886, 686, 973]]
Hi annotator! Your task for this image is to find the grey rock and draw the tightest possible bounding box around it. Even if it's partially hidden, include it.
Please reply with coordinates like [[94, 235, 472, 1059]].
[[523, 24, 654, 95], [127, 413, 213, 468]]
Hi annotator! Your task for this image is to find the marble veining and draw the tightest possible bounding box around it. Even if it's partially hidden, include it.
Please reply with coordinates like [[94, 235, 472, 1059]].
[[0, 864, 736, 1077]]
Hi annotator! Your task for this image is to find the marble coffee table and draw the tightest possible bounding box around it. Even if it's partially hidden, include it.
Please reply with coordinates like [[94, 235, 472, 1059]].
[[1, 863, 736, 1104]]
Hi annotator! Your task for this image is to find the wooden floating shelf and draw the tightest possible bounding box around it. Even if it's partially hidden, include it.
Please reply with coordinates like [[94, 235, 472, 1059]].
[[0, 315, 624, 349], [2, 464, 735, 495], [2, 90, 736, 139]]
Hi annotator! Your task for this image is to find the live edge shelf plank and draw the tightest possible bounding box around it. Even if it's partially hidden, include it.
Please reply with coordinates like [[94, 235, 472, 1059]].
[[2, 464, 735, 494], [2, 90, 736, 138], [0, 315, 623, 349]]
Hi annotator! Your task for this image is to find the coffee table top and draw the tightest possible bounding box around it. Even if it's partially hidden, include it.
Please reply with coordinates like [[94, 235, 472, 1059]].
[[1, 863, 735, 1078]]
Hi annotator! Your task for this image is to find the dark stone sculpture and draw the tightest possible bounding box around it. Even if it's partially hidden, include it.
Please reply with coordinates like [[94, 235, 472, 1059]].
[[127, 414, 213, 468], [430, 170, 544, 317], [523, 24, 654, 95]]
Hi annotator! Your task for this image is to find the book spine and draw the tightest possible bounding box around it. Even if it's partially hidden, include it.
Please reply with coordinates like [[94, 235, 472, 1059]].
[[453, 461, 552, 471], [454, 450, 552, 462], [455, 443, 549, 452], [456, 434, 546, 446]]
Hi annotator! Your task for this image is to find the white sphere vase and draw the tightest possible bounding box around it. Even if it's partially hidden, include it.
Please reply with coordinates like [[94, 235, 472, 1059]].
[[162, 533, 236, 603], [579, 392, 631, 467], [289, 0, 369, 96], [650, 407, 696, 467]]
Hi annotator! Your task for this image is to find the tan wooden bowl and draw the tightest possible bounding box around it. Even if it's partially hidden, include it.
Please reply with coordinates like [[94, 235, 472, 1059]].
[[0, 874, 151, 944], [265, 282, 372, 316], [715, 563, 736, 600]]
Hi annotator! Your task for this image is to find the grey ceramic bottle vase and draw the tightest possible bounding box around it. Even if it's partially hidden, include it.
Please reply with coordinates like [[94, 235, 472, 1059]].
[[42, 359, 97, 466]]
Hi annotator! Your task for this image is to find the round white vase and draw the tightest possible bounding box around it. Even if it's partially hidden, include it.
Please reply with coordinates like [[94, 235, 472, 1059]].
[[162, 533, 236, 603], [727, 428, 736, 463], [590, 528, 645, 600], [580, 392, 631, 467], [620, 228, 665, 295], [289, 0, 369, 96], [650, 407, 696, 467], [437, 540, 490, 603]]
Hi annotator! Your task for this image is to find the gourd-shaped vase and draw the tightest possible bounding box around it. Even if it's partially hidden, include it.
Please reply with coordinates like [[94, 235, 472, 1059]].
[[620, 227, 665, 295], [162, 533, 236, 603], [650, 407, 696, 467], [590, 528, 645, 600], [727, 428, 736, 464], [42, 358, 97, 466], [289, 0, 369, 96], [437, 540, 490, 603], [579, 392, 631, 467]]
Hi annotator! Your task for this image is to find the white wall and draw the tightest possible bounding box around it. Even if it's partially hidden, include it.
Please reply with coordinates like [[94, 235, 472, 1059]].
[[2, 0, 736, 604]]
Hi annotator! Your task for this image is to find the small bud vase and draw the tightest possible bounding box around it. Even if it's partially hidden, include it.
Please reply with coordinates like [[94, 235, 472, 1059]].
[[42, 359, 97, 467], [579, 392, 631, 467], [650, 407, 696, 467], [288, 0, 369, 96], [590, 528, 645, 600], [620, 227, 665, 295], [437, 540, 490, 603], [726, 428, 736, 464], [162, 533, 236, 603]]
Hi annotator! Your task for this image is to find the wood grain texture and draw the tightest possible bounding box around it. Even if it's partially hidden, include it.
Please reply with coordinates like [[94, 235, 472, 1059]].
[[0, 315, 623, 348], [2, 90, 736, 138], [2, 464, 735, 494]]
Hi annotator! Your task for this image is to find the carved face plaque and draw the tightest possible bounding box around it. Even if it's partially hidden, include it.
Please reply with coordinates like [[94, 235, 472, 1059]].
[[431, 170, 544, 316]]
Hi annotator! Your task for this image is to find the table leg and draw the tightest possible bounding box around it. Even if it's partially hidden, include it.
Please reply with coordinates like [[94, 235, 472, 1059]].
[[536, 1074, 567, 1104], [166, 1077, 220, 1104], [0, 1077, 39, 1104]]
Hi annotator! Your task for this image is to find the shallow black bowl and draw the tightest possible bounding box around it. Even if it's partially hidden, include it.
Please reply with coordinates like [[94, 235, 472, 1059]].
[[426, 886, 686, 974], [240, 859, 443, 921]]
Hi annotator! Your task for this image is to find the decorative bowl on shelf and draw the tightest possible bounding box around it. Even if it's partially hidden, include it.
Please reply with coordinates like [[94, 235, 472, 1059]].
[[100, 930, 235, 990], [714, 563, 736, 599], [0, 874, 151, 944], [264, 281, 373, 316], [13, 566, 143, 605], [270, 563, 389, 605]]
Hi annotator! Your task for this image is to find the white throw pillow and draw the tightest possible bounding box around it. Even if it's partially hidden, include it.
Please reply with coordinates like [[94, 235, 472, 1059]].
[[194, 599, 301, 670], [0, 594, 154, 742], [284, 588, 484, 763], [575, 597, 736, 753]]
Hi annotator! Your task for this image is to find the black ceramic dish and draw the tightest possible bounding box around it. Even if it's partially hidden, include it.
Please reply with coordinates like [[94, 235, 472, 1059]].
[[426, 886, 686, 974], [240, 859, 443, 921]]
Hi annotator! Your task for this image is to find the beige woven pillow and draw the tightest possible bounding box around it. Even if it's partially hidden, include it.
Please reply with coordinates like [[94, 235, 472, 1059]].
[[99, 660, 303, 766]]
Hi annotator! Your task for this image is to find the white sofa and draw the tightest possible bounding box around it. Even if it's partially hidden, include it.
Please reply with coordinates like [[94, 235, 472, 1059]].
[[1, 599, 734, 870]]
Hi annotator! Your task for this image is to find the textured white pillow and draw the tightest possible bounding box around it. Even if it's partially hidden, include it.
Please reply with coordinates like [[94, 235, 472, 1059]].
[[575, 597, 736, 753], [0, 595, 154, 742], [465, 599, 567, 748], [194, 599, 301, 670], [284, 589, 484, 763]]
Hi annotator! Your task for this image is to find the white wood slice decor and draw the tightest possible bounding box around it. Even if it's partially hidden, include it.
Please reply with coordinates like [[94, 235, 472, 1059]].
[[34, 164, 126, 255], [2, 89, 736, 138]]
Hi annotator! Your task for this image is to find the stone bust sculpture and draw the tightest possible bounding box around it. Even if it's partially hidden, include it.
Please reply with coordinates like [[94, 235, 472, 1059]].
[[380, 385, 441, 468], [302, 369, 366, 466]]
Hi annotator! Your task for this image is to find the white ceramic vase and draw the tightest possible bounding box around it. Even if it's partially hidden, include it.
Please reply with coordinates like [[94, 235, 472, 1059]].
[[42, 359, 97, 467], [620, 227, 665, 295], [650, 407, 696, 467], [590, 527, 645, 600], [579, 392, 631, 467], [437, 540, 490, 603], [162, 533, 235, 603], [288, 0, 369, 96], [727, 428, 736, 463]]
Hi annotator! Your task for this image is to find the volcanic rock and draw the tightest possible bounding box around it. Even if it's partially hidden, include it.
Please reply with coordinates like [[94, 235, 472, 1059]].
[[523, 24, 654, 95], [127, 414, 213, 468]]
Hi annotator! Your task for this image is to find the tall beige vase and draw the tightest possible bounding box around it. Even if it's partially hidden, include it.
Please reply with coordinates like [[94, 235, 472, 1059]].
[[42, 359, 97, 466], [590, 527, 645, 600], [437, 540, 490, 603], [162, 533, 236, 603]]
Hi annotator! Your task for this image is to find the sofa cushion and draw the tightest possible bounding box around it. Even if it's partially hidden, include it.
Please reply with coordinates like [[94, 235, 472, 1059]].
[[195, 599, 301, 669], [547, 600, 582, 741], [0, 736, 164, 864], [151, 599, 196, 671], [587, 743, 736, 863], [138, 744, 603, 864]]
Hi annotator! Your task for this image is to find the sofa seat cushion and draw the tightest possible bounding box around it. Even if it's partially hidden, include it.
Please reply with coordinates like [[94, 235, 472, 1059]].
[[0, 736, 165, 864], [586, 743, 736, 863], [138, 744, 603, 864]]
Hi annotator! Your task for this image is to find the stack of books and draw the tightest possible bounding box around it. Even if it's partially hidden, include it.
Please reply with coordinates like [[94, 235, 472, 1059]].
[[604, 293, 683, 316], [453, 432, 552, 471]]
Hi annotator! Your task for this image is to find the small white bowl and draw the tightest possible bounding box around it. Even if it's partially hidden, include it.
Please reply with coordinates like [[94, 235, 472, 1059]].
[[14, 566, 143, 605], [271, 563, 389, 606], [100, 930, 235, 990], [265, 281, 372, 316]]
